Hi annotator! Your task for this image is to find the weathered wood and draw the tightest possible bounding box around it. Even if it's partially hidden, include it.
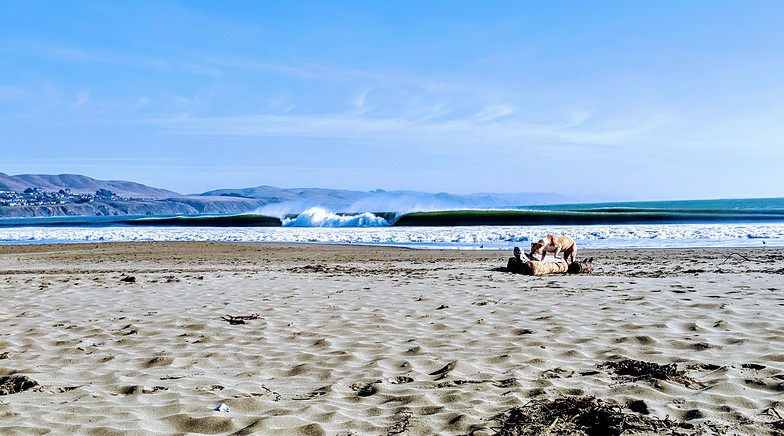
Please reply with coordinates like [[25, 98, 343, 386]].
[[500, 248, 592, 276], [568, 258, 594, 274], [523, 260, 569, 276]]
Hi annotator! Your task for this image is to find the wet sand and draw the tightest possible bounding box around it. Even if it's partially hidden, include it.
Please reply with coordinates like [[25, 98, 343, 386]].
[[1, 242, 783, 435]]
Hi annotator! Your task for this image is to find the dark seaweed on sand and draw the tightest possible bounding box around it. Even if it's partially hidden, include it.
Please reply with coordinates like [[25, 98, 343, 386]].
[[763, 406, 784, 430], [0, 375, 39, 395], [599, 359, 703, 388], [491, 396, 678, 436]]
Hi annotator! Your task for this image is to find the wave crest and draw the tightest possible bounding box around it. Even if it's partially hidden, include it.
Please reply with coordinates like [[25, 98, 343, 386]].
[[281, 207, 390, 227]]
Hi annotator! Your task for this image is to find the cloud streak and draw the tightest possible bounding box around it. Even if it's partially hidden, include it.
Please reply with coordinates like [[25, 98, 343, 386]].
[[142, 107, 662, 154]]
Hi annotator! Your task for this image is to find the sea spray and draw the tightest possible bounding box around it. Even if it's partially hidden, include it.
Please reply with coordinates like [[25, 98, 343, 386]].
[[281, 207, 390, 227]]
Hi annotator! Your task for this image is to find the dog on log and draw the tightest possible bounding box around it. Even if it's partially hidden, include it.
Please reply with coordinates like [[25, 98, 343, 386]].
[[530, 234, 577, 264]]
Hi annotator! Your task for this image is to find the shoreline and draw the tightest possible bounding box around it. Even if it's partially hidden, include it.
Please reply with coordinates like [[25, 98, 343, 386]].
[[1, 242, 783, 434], [2, 221, 784, 251], [0, 239, 780, 251]]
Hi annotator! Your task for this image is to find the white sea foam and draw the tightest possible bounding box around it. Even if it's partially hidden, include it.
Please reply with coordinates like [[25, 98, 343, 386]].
[[281, 207, 390, 227], [1, 223, 783, 249]]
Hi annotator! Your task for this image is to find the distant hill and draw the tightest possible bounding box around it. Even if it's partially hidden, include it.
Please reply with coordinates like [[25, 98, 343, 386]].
[[201, 185, 566, 214], [0, 173, 180, 198], [201, 186, 369, 205], [0, 173, 264, 218], [0, 173, 567, 218]]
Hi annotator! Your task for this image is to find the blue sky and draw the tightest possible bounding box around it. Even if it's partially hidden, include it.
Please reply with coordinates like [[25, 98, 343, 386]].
[[1, 1, 783, 200]]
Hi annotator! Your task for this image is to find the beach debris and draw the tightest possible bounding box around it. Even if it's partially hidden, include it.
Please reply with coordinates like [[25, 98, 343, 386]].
[[51, 386, 79, 394], [197, 384, 225, 391], [762, 406, 783, 430], [514, 328, 535, 335], [144, 356, 174, 368], [293, 385, 331, 400], [0, 351, 10, 360], [388, 376, 414, 384], [429, 361, 457, 377], [490, 396, 679, 436], [260, 384, 282, 401], [599, 359, 702, 389], [718, 252, 784, 274], [539, 367, 575, 379], [119, 385, 168, 395], [387, 411, 413, 435], [350, 380, 381, 397], [719, 252, 755, 264], [0, 375, 39, 395], [473, 299, 501, 306], [435, 378, 517, 389], [213, 402, 230, 412], [221, 313, 260, 325], [160, 375, 184, 380]]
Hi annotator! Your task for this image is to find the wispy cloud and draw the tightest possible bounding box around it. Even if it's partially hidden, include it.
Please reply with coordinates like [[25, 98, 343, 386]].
[[71, 90, 90, 110], [141, 107, 660, 155], [131, 96, 151, 110], [351, 89, 371, 114], [14, 41, 222, 77], [28, 42, 110, 63], [0, 85, 26, 100], [203, 54, 509, 101], [471, 104, 517, 123]]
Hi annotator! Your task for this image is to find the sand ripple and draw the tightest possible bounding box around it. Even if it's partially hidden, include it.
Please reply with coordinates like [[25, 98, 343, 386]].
[[0, 243, 782, 434]]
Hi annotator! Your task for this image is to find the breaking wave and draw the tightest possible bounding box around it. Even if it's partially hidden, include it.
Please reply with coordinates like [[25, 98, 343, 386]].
[[281, 207, 390, 227]]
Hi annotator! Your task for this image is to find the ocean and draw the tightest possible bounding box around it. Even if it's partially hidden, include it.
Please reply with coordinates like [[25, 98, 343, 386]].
[[1, 197, 783, 250]]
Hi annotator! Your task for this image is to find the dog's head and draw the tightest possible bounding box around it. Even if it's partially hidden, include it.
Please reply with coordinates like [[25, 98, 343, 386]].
[[530, 240, 546, 258]]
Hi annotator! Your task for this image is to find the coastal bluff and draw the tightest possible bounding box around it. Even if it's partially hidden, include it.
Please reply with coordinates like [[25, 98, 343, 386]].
[[0, 172, 566, 219], [0, 173, 264, 218]]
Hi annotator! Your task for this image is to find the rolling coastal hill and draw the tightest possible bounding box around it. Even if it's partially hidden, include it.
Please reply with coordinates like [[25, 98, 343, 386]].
[[0, 173, 264, 218], [0, 173, 565, 218], [0, 173, 180, 199]]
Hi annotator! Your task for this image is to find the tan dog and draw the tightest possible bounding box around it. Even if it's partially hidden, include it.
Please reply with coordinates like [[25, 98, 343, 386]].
[[530, 234, 577, 263]]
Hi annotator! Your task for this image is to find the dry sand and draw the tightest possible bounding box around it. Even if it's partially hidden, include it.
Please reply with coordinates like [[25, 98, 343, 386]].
[[1, 242, 783, 435]]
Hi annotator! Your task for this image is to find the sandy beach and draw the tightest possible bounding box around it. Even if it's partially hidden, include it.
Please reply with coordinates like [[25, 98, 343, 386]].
[[1, 242, 783, 435]]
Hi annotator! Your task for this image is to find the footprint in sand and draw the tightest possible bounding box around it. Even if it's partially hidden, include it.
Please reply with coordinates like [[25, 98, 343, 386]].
[[118, 385, 168, 395], [143, 356, 174, 368], [293, 385, 331, 400], [196, 384, 225, 391], [351, 380, 381, 397], [388, 376, 414, 384]]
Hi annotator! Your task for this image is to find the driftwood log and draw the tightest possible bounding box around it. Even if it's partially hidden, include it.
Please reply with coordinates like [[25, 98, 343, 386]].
[[524, 261, 569, 276], [505, 258, 568, 275], [568, 258, 594, 274], [505, 256, 594, 276]]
